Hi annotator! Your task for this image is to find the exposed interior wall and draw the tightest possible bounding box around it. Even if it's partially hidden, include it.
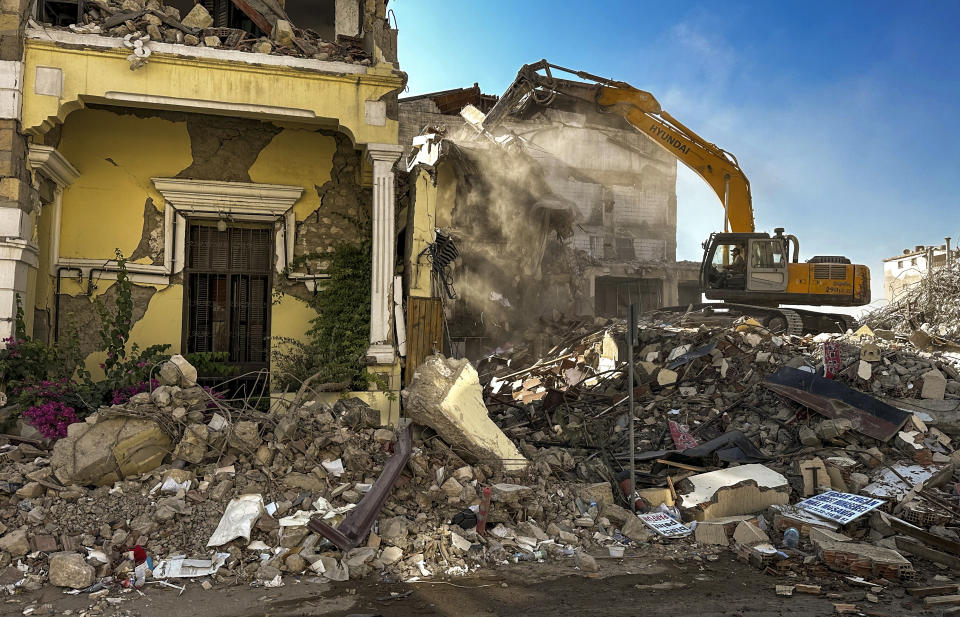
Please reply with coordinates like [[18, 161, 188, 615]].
[[40, 106, 370, 376], [401, 92, 696, 357]]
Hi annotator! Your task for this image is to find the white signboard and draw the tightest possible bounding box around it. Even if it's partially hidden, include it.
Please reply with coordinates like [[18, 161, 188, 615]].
[[796, 490, 885, 524], [637, 512, 691, 538]]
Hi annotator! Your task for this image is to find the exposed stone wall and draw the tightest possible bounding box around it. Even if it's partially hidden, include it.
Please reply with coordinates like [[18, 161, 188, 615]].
[[129, 198, 165, 265], [58, 283, 158, 362], [176, 115, 282, 183]]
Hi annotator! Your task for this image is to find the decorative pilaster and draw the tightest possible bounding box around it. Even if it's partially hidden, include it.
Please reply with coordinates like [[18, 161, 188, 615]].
[[366, 143, 403, 364]]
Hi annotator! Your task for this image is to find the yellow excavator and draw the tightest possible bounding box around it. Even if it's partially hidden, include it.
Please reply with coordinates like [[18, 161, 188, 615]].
[[481, 60, 870, 334]]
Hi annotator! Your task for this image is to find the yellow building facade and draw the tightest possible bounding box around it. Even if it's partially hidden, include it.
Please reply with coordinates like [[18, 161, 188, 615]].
[[3, 10, 405, 421]]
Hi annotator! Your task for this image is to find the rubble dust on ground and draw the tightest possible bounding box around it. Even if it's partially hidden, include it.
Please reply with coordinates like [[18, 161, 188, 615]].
[[3, 310, 960, 615]]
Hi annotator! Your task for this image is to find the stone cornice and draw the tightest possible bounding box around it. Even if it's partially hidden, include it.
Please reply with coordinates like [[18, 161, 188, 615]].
[[27, 145, 79, 188], [151, 178, 303, 214]]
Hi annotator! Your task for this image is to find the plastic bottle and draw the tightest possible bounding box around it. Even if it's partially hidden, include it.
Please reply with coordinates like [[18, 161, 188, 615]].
[[513, 550, 544, 562], [782, 527, 799, 549], [656, 503, 682, 521]]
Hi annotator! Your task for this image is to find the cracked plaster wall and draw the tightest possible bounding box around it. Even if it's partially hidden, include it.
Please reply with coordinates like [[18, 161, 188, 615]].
[[43, 106, 369, 368]]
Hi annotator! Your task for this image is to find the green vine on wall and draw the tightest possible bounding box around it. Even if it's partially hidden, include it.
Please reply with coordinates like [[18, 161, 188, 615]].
[[274, 211, 380, 392], [96, 249, 133, 375]]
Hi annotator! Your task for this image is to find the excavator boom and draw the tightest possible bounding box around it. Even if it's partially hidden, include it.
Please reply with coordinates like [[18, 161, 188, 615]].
[[480, 60, 870, 333]]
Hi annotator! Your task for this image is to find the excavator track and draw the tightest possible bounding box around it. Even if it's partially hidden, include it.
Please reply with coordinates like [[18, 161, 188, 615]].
[[650, 303, 856, 336]]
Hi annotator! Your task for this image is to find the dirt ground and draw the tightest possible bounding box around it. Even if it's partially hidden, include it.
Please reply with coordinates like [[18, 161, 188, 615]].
[[1, 552, 931, 617]]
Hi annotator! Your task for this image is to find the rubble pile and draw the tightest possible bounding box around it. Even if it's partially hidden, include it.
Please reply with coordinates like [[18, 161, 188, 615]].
[[476, 315, 960, 595], [865, 258, 960, 340], [0, 355, 665, 599], [5, 314, 960, 607], [45, 0, 371, 65]]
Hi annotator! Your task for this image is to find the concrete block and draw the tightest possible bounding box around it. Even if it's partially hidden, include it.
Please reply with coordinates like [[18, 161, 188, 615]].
[[578, 482, 614, 506], [810, 527, 851, 549], [922, 370, 947, 400], [51, 416, 171, 486], [181, 3, 213, 29], [48, 552, 95, 589], [402, 355, 528, 471], [657, 369, 677, 386], [733, 521, 769, 546], [694, 521, 730, 546], [273, 19, 294, 47]]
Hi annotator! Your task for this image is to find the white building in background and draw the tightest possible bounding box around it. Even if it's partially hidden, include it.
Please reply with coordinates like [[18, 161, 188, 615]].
[[882, 241, 954, 302]]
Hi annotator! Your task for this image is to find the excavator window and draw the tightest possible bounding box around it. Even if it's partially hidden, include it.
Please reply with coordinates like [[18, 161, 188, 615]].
[[751, 240, 785, 269], [708, 242, 747, 290]]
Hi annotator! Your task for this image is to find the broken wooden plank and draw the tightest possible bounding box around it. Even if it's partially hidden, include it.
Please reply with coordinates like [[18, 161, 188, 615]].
[[895, 536, 960, 569], [908, 584, 960, 598], [884, 513, 960, 556], [795, 584, 821, 594], [292, 35, 318, 56], [102, 10, 146, 28], [655, 459, 707, 472], [229, 0, 273, 34], [924, 594, 960, 607]]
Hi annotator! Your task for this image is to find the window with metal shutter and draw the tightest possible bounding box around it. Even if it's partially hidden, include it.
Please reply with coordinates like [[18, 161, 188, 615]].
[[184, 222, 273, 375]]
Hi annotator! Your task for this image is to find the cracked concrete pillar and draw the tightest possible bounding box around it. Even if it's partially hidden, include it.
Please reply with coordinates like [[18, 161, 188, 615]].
[[366, 143, 403, 364], [662, 269, 679, 307]]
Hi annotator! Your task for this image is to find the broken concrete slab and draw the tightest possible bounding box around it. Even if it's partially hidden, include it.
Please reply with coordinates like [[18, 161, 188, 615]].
[[402, 355, 528, 471], [677, 464, 790, 521], [810, 528, 852, 548], [816, 540, 914, 580], [861, 462, 954, 502], [51, 415, 171, 486]]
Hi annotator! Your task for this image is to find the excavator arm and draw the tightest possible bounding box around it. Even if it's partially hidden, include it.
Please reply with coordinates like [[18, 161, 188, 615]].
[[482, 60, 755, 233]]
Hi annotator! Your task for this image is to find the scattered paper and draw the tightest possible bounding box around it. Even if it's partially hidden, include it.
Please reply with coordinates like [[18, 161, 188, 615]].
[[153, 553, 229, 579], [637, 512, 691, 538], [207, 494, 265, 547], [322, 459, 345, 477]]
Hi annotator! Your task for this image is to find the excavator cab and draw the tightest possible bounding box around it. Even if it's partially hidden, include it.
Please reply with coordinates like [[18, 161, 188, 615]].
[[701, 229, 797, 305]]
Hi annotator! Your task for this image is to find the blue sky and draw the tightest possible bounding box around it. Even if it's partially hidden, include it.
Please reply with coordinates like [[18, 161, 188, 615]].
[[394, 1, 960, 305]]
